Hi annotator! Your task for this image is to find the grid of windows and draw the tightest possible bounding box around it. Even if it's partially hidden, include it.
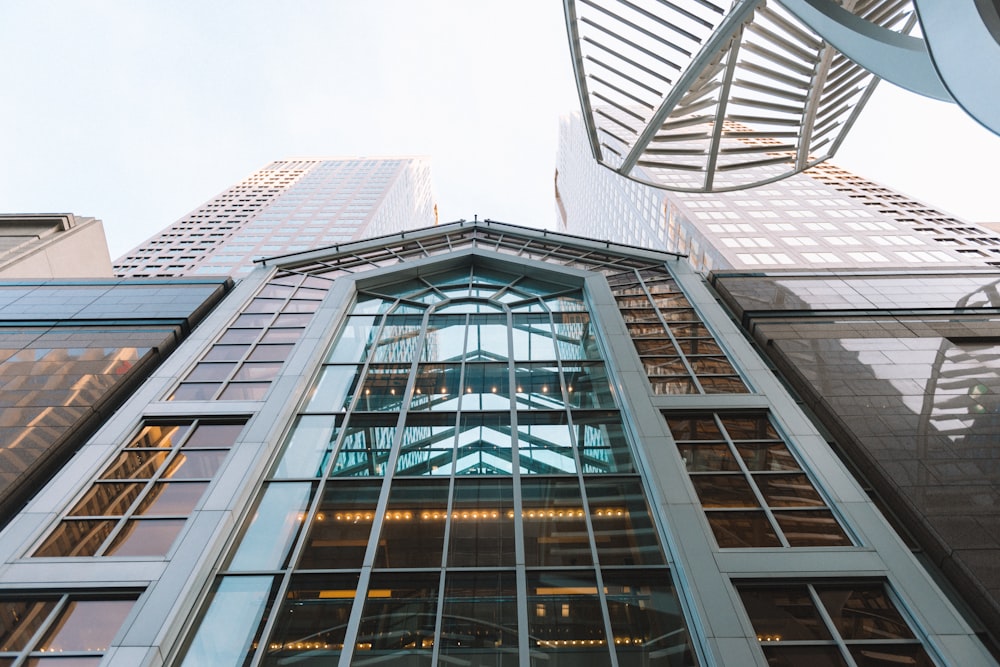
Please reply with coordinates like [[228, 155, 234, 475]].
[[0, 594, 138, 665], [170, 274, 330, 401], [33, 420, 246, 558], [178, 264, 698, 667], [609, 268, 749, 394], [665, 413, 851, 548], [736, 582, 934, 666]]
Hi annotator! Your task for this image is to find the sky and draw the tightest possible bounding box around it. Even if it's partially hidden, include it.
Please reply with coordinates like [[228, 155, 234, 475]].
[[1, 1, 999, 260]]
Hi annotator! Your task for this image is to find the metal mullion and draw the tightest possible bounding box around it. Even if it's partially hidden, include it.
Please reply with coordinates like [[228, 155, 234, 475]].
[[334, 305, 433, 667], [808, 584, 860, 667], [5, 593, 69, 666], [715, 414, 791, 547], [632, 271, 705, 394], [429, 448, 459, 666]]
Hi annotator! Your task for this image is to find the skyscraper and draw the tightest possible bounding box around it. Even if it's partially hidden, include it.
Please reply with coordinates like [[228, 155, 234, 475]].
[[113, 157, 435, 278], [0, 211, 993, 665], [557, 113, 1000, 272]]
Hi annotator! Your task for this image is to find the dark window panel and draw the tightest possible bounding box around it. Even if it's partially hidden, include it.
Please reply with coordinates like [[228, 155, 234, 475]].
[[754, 473, 826, 508], [68, 482, 144, 517], [706, 511, 781, 548], [98, 451, 170, 480], [34, 520, 115, 557], [738, 585, 833, 640], [676, 443, 740, 472], [373, 480, 449, 568], [816, 585, 916, 640], [774, 511, 853, 547], [690, 475, 761, 508]]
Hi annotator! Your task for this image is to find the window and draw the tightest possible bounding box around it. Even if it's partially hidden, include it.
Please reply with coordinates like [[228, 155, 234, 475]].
[[736, 582, 934, 666], [665, 413, 851, 548], [33, 420, 246, 558], [0, 593, 138, 663]]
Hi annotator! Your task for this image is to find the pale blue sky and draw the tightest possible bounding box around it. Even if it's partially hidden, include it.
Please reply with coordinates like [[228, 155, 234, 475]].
[[2, 1, 998, 259]]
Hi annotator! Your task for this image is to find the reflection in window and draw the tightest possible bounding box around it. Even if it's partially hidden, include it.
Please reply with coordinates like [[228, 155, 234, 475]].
[[737, 582, 934, 667], [666, 413, 851, 548], [0, 594, 137, 663], [34, 421, 245, 558]]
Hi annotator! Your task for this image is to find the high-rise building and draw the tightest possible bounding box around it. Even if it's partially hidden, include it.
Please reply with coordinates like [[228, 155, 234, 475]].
[[0, 213, 994, 666], [0, 213, 113, 278], [557, 113, 1000, 272], [113, 157, 435, 278]]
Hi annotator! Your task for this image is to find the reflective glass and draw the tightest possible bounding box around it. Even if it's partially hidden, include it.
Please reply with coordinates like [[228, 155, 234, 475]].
[[373, 480, 449, 568], [37, 599, 135, 652], [0, 600, 57, 651], [690, 475, 760, 508], [676, 443, 739, 472], [572, 412, 634, 474], [409, 364, 460, 411], [422, 315, 467, 362], [462, 363, 511, 410], [754, 473, 826, 508], [99, 451, 168, 480], [372, 316, 425, 364], [466, 319, 509, 361], [526, 571, 609, 663], [774, 511, 852, 547], [305, 365, 360, 412], [439, 572, 519, 666], [229, 482, 314, 571], [352, 573, 439, 664], [737, 443, 800, 472], [298, 481, 380, 569], [512, 315, 557, 360], [184, 422, 244, 448], [817, 585, 915, 640], [603, 570, 698, 667], [514, 364, 564, 410], [522, 479, 591, 567], [448, 479, 515, 567], [271, 415, 343, 479], [586, 479, 665, 565], [34, 520, 114, 557], [563, 364, 615, 409], [136, 482, 209, 516], [455, 413, 512, 475], [331, 414, 395, 477], [104, 519, 185, 556], [263, 574, 356, 666], [738, 585, 832, 640], [706, 511, 781, 548], [356, 364, 410, 411], [327, 316, 380, 364], [518, 412, 575, 475], [218, 382, 270, 401], [162, 450, 228, 480], [395, 413, 455, 476], [68, 482, 143, 517], [182, 576, 275, 667]]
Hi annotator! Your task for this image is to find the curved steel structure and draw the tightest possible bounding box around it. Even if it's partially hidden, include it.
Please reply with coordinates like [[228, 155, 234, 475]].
[[565, 0, 999, 192]]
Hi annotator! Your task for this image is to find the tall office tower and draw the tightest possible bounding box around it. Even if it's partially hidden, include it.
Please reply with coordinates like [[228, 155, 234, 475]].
[[113, 157, 435, 278], [0, 219, 994, 666], [556, 114, 1000, 272]]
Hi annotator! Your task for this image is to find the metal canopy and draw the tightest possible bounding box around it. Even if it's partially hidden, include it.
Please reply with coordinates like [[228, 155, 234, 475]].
[[564, 0, 917, 192]]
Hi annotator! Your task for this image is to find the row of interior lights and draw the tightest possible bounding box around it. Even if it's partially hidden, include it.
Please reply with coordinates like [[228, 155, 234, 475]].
[[325, 508, 628, 522], [368, 386, 567, 395]]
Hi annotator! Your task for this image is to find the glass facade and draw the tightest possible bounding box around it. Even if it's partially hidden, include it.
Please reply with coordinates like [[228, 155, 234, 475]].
[[180, 264, 698, 666]]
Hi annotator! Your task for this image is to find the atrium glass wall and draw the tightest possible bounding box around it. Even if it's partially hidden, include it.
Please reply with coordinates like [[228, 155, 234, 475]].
[[179, 263, 698, 667]]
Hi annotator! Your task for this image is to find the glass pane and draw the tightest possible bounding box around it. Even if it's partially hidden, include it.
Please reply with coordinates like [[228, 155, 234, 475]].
[[676, 443, 739, 472], [455, 413, 513, 476], [263, 574, 356, 666], [706, 511, 781, 548], [573, 412, 634, 474], [586, 479, 666, 565], [274, 415, 340, 478], [448, 479, 515, 567], [69, 482, 143, 517], [817, 585, 915, 640], [422, 315, 468, 363], [186, 362, 236, 382], [737, 443, 800, 472], [395, 413, 455, 477], [466, 320, 509, 361], [564, 364, 615, 409], [848, 644, 934, 667], [665, 416, 723, 441], [0, 600, 57, 651], [774, 511, 852, 547], [99, 451, 170, 480], [170, 383, 220, 401], [409, 364, 461, 411], [184, 423, 245, 448], [332, 414, 395, 477], [104, 519, 185, 556], [352, 573, 439, 664], [762, 645, 848, 667], [305, 365, 361, 412], [163, 450, 229, 480], [219, 382, 271, 401], [754, 473, 825, 508], [518, 412, 574, 475], [232, 362, 283, 382], [462, 363, 511, 410], [512, 316, 557, 360], [127, 424, 191, 449], [247, 344, 295, 363], [298, 481, 380, 570], [526, 571, 610, 665], [373, 480, 449, 569], [327, 316, 380, 364], [514, 364, 564, 410], [356, 364, 410, 411], [690, 475, 760, 508], [440, 572, 519, 666], [372, 316, 425, 364], [737, 585, 832, 640], [552, 313, 599, 360], [34, 521, 115, 557], [721, 415, 779, 440], [260, 329, 303, 344], [229, 482, 314, 571], [522, 479, 591, 567], [135, 482, 209, 516], [25, 658, 102, 666], [181, 576, 275, 667], [603, 570, 698, 667], [37, 599, 135, 652]]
